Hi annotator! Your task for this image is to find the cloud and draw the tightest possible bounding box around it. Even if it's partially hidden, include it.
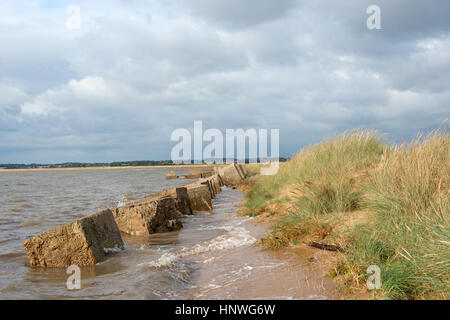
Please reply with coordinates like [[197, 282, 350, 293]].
[[0, 0, 449, 163], [183, 0, 298, 30]]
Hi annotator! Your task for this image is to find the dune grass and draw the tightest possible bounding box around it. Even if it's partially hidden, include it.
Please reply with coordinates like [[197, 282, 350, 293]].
[[241, 127, 449, 299], [245, 130, 383, 211], [344, 129, 450, 299]]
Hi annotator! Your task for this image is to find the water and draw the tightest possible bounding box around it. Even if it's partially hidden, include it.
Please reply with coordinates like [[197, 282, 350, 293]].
[[0, 168, 335, 299]]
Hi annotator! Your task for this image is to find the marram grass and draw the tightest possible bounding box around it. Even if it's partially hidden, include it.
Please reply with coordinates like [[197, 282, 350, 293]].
[[242, 127, 449, 299]]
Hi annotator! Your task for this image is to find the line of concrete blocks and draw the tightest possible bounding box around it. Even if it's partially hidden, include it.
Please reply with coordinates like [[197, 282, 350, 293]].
[[165, 169, 215, 180], [22, 164, 245, 267]]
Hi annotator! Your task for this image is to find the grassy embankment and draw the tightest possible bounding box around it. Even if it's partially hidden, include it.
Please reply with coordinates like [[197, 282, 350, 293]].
[[239, 127, 449, 299]]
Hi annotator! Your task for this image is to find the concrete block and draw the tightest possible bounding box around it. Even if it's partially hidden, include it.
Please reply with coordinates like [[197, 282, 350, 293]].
[[23, 209, 124, 267], [111, 197, 182, 236], [186, 185, 212, 212]]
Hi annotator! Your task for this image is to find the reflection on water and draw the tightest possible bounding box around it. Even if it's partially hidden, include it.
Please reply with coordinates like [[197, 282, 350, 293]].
[[0, 168, 335, 299]]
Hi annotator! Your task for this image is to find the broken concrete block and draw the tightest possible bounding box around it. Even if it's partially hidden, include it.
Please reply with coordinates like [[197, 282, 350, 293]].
[[186, 184, 213, 212], [200, 180, 215, 199], [187, 168, 202, 179], [23, 209, 124, 267], [208, 176, 220, 196], [240, 164, 248, 177], [218, 164, 244, 186], [175, 187, 192, 215], [216, 173, 224, 186], [186, 173, 202, 179], [234, 164, 245, 179], [165, 171, 177, 180], [211, 175, 222, 194], [205, 179, 216, 197], [208, 179, 216, 197], [216, 176, 222, 191], [201, 171, 213, 178], [147, 187, 193, 215], [147, 188, 177, 199], [236, 164, 247, 179], [111, 197, 182, 236], [193, 178, 216, 199]]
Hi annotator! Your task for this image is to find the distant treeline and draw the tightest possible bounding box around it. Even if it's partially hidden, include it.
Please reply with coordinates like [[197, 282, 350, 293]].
[[0, 158, 288, 169], [0, 160, 175, 169]]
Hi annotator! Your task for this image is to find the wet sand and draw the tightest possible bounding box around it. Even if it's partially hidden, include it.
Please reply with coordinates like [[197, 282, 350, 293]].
[[189, 214, 338, 300]]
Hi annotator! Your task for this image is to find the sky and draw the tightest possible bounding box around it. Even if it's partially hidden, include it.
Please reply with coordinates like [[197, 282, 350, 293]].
[[0, 0, 449, 163]]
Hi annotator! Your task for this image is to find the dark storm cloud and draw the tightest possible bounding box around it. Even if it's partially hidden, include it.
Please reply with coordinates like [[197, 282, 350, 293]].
[[184, 0, 298, 30]]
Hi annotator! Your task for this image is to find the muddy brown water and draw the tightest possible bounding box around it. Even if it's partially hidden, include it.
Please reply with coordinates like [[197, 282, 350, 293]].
[[0, 168, 336, 299]]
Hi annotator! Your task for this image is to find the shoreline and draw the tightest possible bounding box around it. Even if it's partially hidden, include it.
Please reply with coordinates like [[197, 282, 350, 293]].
[[234, 174, 348, 300], [0, 164, 218, 173], [236, 128, 449, 300], [13, 162, 340, 299]]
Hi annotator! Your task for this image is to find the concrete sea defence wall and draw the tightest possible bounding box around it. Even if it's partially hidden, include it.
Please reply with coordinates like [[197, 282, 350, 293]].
[[22, 164, 246, 267]]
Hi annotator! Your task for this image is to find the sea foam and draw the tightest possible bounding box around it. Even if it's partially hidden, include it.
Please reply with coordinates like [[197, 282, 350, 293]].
[[139, 227, 256, 268]]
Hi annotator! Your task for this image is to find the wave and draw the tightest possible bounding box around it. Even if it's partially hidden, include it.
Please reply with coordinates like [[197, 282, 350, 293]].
[[103, 246, 124, 253], [139, 227, 256, 268]]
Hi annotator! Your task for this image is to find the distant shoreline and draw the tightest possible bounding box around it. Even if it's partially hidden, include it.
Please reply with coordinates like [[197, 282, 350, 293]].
[[0, 164, 218, 173]]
